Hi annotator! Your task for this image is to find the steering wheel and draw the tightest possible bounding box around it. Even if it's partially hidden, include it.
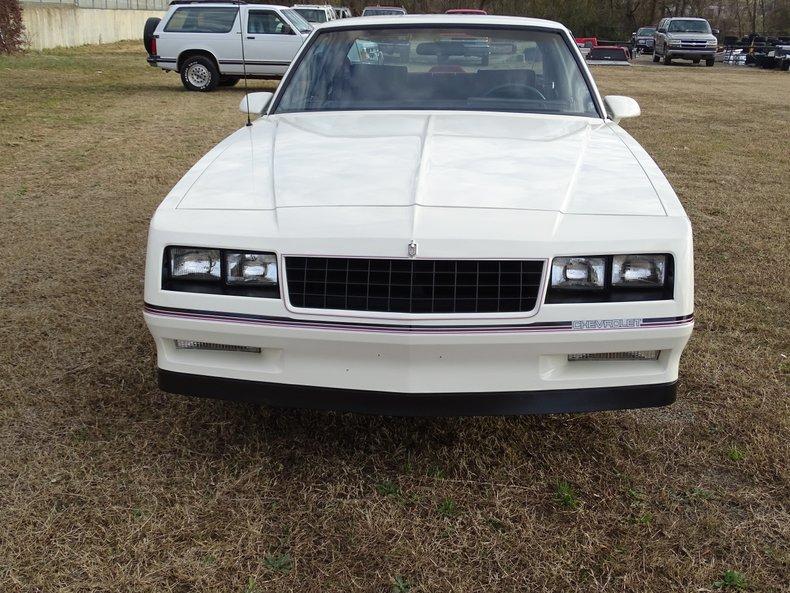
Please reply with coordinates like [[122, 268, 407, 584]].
[[483, 83, 546, 101]]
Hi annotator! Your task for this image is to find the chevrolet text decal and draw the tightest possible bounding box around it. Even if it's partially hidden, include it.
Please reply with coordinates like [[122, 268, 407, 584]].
[[572, 318, 643, 330]]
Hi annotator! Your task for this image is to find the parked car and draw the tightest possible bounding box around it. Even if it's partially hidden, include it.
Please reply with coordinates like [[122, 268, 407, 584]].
[[752, 45, 790, 70], [446, 8, 487, 14], [586, 45, 631, 66], [144, 14, 694, 416], [361, 5, 406, 16], [653, 17, 718, 66], [292, 4, 336, 23], [631, 26, 656, 54], [144, 1, 312, 91], [333, 6, 352, 18]]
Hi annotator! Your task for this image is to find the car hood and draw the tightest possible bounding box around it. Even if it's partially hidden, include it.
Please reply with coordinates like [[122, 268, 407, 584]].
[[176, 112, 666, 216]]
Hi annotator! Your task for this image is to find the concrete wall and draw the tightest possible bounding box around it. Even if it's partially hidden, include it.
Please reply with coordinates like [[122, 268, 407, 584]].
[[22, 4, 165, 50]]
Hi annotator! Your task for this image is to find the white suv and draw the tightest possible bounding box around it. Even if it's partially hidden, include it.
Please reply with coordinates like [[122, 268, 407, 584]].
[[292, 4, 336, 23], [144, 1, 312, 91]]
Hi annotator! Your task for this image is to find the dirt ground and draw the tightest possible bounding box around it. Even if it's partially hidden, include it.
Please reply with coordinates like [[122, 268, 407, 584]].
[[0, 42, 788, 592]]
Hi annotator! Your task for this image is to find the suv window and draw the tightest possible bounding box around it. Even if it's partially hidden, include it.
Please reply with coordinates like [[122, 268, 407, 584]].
[[164, 7, 238, 33], [248, 10, 290, 34]]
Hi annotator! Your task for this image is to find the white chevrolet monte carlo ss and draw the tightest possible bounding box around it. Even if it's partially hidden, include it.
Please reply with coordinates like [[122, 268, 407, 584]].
[[144, 14, 694, 416]]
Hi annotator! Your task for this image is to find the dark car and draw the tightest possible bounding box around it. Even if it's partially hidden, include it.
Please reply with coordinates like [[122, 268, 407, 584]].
[[586, 46, 631, 65], [631, 26, 656, 54]]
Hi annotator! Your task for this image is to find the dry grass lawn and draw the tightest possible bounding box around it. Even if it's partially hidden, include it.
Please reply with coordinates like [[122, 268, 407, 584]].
[[0, 43, 788, 592]]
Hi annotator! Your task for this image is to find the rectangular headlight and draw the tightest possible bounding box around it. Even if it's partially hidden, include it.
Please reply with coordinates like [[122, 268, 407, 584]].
[[612, 254, 666, 287], [170, 247, 221, 281], [225, 252, 278, 286], [163, 246, 279, 298], [551, 257, 606, 291]]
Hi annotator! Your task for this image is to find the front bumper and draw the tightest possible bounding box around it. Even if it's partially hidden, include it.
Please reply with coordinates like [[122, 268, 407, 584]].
[[145, 304, 693, 414], [635, 40, 654, 52], [666, 48, 715, 59], [160, 369, 677, 416]]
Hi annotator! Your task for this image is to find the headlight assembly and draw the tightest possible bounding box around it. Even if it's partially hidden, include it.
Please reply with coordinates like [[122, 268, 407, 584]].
[[162, 246, 279, 298], [225, 252, 278, 286], [612, 254, 666, 287], [170, 247, 221, 280], [546, 254, 673, 303], [551, 257, 606, 291]]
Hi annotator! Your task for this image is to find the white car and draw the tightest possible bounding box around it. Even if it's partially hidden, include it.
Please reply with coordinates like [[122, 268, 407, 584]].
[[361, 6, 407, 16], [144, 15, 694, 415], [292, 4, 337, 23], [145, 1, 313, 91]]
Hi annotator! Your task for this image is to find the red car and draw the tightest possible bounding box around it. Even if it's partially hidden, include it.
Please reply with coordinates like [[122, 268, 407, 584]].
[[574, 37, 598, 46], [446, 9, 488, 15]]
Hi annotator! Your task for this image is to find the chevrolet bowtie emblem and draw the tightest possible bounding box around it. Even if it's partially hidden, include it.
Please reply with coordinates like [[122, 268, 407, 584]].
[[408, 241, 418, 258]]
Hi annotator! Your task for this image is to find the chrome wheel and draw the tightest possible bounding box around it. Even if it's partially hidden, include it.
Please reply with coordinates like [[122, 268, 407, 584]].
[[186, 63, 211, 88]]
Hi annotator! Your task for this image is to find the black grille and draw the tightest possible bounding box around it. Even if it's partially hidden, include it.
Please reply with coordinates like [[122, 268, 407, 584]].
[[285, 257, 544, 314]]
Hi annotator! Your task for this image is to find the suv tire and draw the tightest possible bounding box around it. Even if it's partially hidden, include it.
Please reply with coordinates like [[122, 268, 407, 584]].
[[706, 57, 715, 67], [180, 55, 219, 92], [143, 17, 160, 55], [219, 75, 241, 87], [663, 54, 672, 65]]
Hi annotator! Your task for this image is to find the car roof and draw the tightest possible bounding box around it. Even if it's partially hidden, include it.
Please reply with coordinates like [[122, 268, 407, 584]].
[[315, 13, 566, 31], [169, 1, 289, 7]]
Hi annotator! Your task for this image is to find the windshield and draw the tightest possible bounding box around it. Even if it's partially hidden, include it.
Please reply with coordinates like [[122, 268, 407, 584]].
[[283, 9, 313, 33], [668, 19, 711, 33], [636, 27, 655, 36], [274, 27, 598, 117], [363, 8, 406, 16], [294, 8, 327, 23]]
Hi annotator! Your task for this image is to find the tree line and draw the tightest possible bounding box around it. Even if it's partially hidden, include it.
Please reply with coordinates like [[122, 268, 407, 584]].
[[346, 0, 789, 39]]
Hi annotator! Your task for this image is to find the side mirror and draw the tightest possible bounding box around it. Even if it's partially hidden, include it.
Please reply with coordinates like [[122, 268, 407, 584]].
[[712, 28, 720, 35], [658, 28, 666, 33], [604, 95, 640, 124], [239, 91, 273, 116]]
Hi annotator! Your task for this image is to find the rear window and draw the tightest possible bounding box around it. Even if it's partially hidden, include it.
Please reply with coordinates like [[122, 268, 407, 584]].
[[164, 7, 238, 33], [294, 8, 327, 23], [362, 8, 406, 16]]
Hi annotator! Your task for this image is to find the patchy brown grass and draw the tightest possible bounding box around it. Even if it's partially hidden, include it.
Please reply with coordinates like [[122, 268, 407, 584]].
[[0, 43, 788, 592]]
